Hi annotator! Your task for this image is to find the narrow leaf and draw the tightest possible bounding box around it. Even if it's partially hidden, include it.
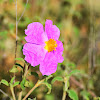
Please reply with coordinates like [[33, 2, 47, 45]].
[[20, 78, 26, 90], [15, 58, 24, 61], [1, 79, 9, 86], [13, 81, 20, 87], [10, 77, 15, 84]]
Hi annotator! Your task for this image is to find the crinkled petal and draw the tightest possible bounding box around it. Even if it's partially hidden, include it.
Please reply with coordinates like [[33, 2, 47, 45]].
[[25, 22, 48, 44], [53, 40, 64, 63], [45, 20, 60, 40], [40, 52, 58, 76], [23, 43, 47, 66]]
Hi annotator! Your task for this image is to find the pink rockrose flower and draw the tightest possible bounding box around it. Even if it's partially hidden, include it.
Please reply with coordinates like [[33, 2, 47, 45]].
[[23, 19, 64, 75]]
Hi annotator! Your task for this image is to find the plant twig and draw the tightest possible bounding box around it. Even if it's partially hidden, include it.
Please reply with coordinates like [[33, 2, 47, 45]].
[[0, 89, 13, 100], [88, 0, 96, 75], [70, 76, 97, 97], [18, 91, 22, 100], [62, 91, 67, 100], [18, 64, 28, 100], [23, 79, 45, 100], [17, 0, 29, 24], [10, 86, 16, 100], [23, 64, 28, 78], [70, 76, 84, 89], [62, 77, 69, 100], [14, 0, 18, 65], [13, 0, 29, 99], [14, 0, 29, 63], [0, 89, 8, 97]]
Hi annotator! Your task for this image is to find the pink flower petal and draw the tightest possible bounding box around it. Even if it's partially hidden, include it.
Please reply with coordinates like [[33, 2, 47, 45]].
[[45, 20, 60, 40], [25, 22, 48, 44], [23, 43, 47, 66], [40, 52, 58, 75], [53, 40, 64, 63]]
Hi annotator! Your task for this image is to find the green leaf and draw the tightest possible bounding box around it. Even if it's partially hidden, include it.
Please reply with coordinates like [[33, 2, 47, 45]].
[[20, 78, 26, 90], [13, 81, 20, 87], [67, 62, 76, 68], [10, 77, 15, 84], [9, 65, 18, 73], [23, 3, 31, 9], [45, 94, 54, 100], [68, 89, 78, 100], [51, 77, 63, 84], [31, 72, 39, 78], [80, 90, 90, 100], [9, 0, 13, 3], [15, 58, 24, 61], [56, 23, 62, 29], [69, 70, 80, 77], [0, 31, 8, 39], [8, 23, 14, 29], [24, 81, 30, 87], [28, 98, 32, 100], [0, 79, 9, 86], [43, 82, 52, 94], [33, 97, 36, 100]]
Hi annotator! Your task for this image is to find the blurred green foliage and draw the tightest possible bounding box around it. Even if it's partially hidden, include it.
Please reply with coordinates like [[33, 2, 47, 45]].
[[0, 0, 100, 100]]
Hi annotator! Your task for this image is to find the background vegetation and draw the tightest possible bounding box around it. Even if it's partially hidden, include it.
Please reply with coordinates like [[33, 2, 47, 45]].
[[0, 0, 100, 100]]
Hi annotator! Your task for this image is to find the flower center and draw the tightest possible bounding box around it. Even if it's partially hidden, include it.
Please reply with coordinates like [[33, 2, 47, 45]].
[[44, 39, 57, 52]]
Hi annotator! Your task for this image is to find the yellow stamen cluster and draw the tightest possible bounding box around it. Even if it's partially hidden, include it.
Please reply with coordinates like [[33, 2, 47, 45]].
[[45, 39, 57, 52]]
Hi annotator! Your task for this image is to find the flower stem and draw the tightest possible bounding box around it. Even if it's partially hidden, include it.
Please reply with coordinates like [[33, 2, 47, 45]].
[[62, 77, 69, 100], [10, 86, 16, 100], [18, 91, 22, 100], [18, 64, 28, 100], [22, 79, 45, 100], [62, 91, 66, 100]]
